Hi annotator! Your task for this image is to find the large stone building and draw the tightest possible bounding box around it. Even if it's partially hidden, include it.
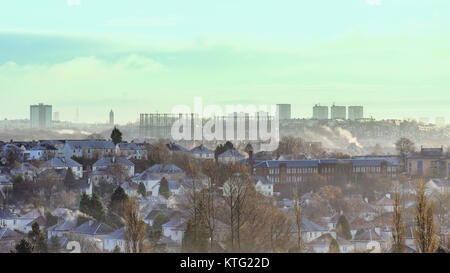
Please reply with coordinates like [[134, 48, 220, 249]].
[[407, 147, 449, 178], [253, 156, 403, 184]]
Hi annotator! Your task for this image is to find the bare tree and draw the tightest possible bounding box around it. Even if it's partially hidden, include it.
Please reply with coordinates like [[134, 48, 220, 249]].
[[292, 188, 304, 252], [124, 197, 147, 253], [200, 160, 219, 250], [395, 138, 415, 171], [414, 179, 439, 253], [222, 163, 250, 251], [391, 186, 405, 253]]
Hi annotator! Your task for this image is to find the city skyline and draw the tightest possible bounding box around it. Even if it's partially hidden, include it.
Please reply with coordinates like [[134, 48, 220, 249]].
[[1, 1, 450, 123]]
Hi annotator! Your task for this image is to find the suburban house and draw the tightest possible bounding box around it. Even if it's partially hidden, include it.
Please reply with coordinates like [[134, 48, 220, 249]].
[[218, 149, 246, 163], [426, 178, 449, 196], [166, 142, 189, 153], [9, 162, 38, 181], [0, 209, 42, 232], [162, 214, 187, 246], [40, 157, 83, 179], [62, 140, 115, 159], [103, 227, 126, 253], [291, 219, 331, 243], [29, 143, 58, 161], [93, 157, 135, 178], [146, 164, 186, 180], [351, 229, 386, 252], [349, 217, 374, 238], [0, 176, 13, 200], [132, 171, 161, 195], [72, 220, 115, 250], [168, 180, 182, 196], [253, 176, 274, 197], [117, 142, 148, 160], [0, 227, 22, 253], [144, 209, 164, 227], [24, 215, 46, 233], [47, 220, 78, 239], [189, 144, 214, 159], [121, 181, 139, 197], [307, 233, 354, 253], [372, 196, 394, 213]]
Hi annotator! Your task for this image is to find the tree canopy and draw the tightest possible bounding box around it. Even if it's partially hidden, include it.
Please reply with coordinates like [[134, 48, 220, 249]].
[[111, 127, 123, 146]]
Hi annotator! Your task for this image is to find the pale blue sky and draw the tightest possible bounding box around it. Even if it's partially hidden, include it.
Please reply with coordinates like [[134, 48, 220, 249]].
[[0, 0, 449, 123]]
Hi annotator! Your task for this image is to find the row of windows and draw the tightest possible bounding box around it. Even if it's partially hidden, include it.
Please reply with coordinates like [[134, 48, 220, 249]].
[[287, 176, 303, 182], [353, 167, 381, 173], [287, 168, 317, 174]]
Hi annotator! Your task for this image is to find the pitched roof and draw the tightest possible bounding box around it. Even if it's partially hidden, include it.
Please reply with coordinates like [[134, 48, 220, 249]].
[[0, 210, 16, 219], [291, 218, 328, 232], [256, 160, 319, 168], [190, 145, 213, 154], [73, 221, 115, 235], [0, 227, 21, 240], [48, 220, 77, 232], [145, 209, 163, 220], [42, 157, 82, 168], [353, 229, 381, 241], [219, 149, 245, 158], [309, 233, 352, 246], [255, 176, 273, 185], [133, 171, 160, 182], [105, 227, 126, 240], [168, 180, 181, 190], [372, 196, 394, 206], [66, 140, 115, 150], [148, 164, 184, 174], [166, 143, 188, 152], [93, 157, 134, 168], [350, 217, 373, 230], [118, 142, 144, 150]]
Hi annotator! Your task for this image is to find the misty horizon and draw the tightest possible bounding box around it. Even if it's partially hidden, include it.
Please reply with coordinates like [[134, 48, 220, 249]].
[[1, 1, 450, 124]]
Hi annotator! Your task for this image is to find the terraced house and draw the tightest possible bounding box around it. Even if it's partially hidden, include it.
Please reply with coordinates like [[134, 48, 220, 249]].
[[63, 140, 115, 159]]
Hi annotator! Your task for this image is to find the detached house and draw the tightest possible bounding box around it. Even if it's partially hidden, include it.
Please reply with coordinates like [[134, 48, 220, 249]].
[[103, 227, 126, 253], [10, 162, 38, 181], [162, 214, 186, 246], [218, 149, 246, 163], [0, 227, 22, 253], [253, 176, 274, 197], [72, 220, 115, 250], [132, 171, 161, 195], [308, 233, 354, 253], [291, 219, 330, 243], [190, 145, 214, 159], [40, 157, 83, 179], [93, 157, 135, 178]]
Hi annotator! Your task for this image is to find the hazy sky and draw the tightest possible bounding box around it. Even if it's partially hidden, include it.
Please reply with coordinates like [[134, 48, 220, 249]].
[[0, 0, 449, 124]]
